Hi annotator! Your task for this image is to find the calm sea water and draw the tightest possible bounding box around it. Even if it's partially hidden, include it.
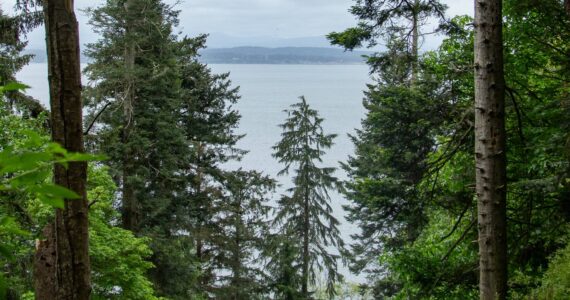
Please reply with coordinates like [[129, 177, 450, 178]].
[[17, 63, 371, 281]]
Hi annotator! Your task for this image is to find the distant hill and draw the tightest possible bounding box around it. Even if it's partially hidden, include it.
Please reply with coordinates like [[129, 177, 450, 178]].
[[198, 47, 372, 64], [26, 47, 372, 65], [203, 33, 335, 48]]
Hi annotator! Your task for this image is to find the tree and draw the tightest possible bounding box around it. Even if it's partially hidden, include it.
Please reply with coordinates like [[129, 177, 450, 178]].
[[272, 96, 344, 298], [265, 235, 303, 300], [328, 0, 448, 83], [84, 1, 195, 296], [474, 0, 508, 299], [84, 1, 246, 296], [34, 0, 91, 298], [0, 6, 45, 117], [211, 170, 275, 299], [174, 37, 245, 296]]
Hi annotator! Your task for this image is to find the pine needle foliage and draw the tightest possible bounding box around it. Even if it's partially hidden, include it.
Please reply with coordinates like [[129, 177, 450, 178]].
[[272, 96, 345, 299]]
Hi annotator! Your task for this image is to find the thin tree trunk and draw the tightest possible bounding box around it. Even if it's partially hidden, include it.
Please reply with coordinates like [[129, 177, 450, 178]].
[[301, 167, 310, 298], [231, 198, 242, 299], [121, 0, 138, 232], [35, 0, 91, 298], [411, 0, 420, 84], [566, 0, 570, 15], [474, 0, 507, 299]]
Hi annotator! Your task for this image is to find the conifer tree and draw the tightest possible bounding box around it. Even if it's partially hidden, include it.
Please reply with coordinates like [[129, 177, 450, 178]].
[[211, 169, 275, 299], [265, 234, 303, 300], [84, 0, 194, 297], [272, 96, 344, 299], [84, 1, 246, 297], [0, 6, 44, 116], [328, 0, 447, 83], [174, 36, 247, 296], [474, 0, 507, 298]]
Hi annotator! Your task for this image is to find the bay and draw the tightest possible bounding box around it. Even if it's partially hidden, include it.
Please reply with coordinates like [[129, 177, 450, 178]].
[[17, 63, 371, 282]]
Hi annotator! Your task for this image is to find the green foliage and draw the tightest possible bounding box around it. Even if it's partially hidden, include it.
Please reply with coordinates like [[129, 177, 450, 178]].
[[379, 209, 478, 299], [524, 240, 570, 299], [88, 165, 159, 300], [338, 0, 570, 297], [84, 1, 246, 297], [328, 0, 447, 51], [1, 82, 157, 299], [210, 170, 275, 299], [84, 1, 201, 297], [265, 236, 303, 300], [272, 96, 345, 298]]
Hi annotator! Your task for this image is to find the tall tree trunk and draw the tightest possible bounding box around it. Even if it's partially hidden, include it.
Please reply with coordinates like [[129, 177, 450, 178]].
[[411, 0, 420, 84], [474, 0, 507, 299], [301, 170, 310, 298], [121, 0, 138, 232], [231, 200, 242, 299], [565, 0, 570, 16], [35, 0, 91, 298]]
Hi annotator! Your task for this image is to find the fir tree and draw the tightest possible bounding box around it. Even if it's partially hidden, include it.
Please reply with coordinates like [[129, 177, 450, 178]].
[[328, 0, 448, 83], [174, 36, 247, 296], [211, 169, 275, 299], [0, 6, 45, 116], [265, 234, 303, 300], [272, 96, 345, 299], [84, 0, 194, 297]]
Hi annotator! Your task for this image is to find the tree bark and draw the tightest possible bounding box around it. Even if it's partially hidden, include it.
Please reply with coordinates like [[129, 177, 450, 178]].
[[474, 0, 508, 299], [36, 0, 91, 298], [411, 0, 420, 85], [301, 167, 310, 298], [565, 0, 570, 16], [121, 0, 139, 232]]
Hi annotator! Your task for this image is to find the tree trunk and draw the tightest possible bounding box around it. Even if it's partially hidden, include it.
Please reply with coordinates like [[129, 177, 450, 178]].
[[411, 0, 420, 84], [121, 0, 139, 232], [36, 0, 91, 298], [565, 0, 570, 16], [474, 0, 508, 299], [231, 199, 242, 299], [301, 170, 310, 298]]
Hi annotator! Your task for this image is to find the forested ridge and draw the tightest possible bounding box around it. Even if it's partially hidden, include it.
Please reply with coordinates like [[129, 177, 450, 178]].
[[0, 0, 569, 299]]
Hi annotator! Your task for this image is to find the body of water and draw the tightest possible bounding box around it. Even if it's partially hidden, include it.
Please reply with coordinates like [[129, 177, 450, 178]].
[[17, 63, 371, 282]]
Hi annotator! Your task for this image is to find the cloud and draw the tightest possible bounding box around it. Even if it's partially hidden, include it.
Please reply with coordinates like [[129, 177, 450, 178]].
[[4, 0, 473, 49]]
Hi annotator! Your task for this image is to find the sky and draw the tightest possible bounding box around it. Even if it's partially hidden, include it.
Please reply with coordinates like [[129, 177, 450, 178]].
[[3, 0, 474, 49]]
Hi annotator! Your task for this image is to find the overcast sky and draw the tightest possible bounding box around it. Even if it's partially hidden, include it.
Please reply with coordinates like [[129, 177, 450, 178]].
[[3, 0, 474, 49]]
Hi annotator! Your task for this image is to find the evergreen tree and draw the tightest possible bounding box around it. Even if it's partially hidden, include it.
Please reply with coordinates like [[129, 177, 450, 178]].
[[84, 0, 194, 297], [265, 235, 303, 300], [272, 96, 344, 299], [328, 0, 447, 83], [0, 6, 45, 117], [174, 36, 246, 296], [211, 169, 275, 299], [474, 0, 508, 298], [84, 1, 246, 297]]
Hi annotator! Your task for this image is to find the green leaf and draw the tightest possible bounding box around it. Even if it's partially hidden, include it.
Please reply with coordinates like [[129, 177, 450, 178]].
[[40, 197, 66, 209], [2, 82, 29, 92], [0, 152, 52, 174], [30, 184, 81, 208], [65, 152, 107, 162], [0, 244, 14, 260]]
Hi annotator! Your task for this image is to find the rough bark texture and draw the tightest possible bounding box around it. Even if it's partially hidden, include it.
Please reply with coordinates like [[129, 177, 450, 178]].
[[36, 0, 91, 299], [33, 224, 56, 297], [121, 0, 139, 232], [474, 0, 508, 299]]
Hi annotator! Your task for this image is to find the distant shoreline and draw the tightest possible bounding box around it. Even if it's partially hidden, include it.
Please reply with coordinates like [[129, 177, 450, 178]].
[[26, 46, 373, 65]]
